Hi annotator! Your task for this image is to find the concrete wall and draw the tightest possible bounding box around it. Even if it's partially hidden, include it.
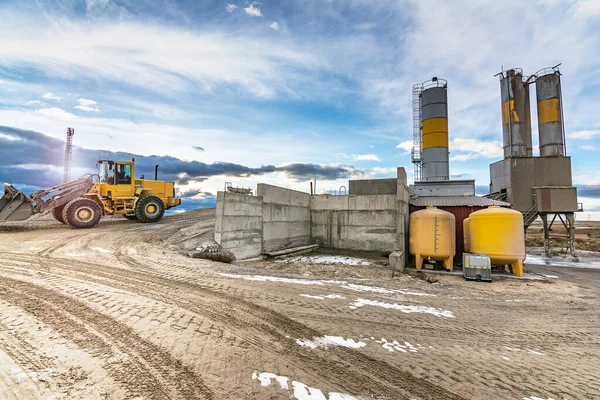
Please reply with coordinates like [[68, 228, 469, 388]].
[[257, 184, 310, 252], [214, 191, 263, 260], [349, 178, 397, 195], [396, 167, 411, 268], [310, 194, 398, 252], [214, 167, 411, 268]]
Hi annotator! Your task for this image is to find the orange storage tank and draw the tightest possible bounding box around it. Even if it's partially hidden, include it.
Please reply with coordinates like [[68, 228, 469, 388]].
[[409, 206, 456, 271]]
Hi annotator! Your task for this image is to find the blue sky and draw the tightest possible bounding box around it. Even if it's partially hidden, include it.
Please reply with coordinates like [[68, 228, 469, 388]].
[[1, 0, 599, 218]]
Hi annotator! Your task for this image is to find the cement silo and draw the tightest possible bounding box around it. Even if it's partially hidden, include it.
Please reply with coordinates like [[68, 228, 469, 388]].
[[535, 67, 565, 157], [420, 79, 449, 181], [499, 69, 532, 158]]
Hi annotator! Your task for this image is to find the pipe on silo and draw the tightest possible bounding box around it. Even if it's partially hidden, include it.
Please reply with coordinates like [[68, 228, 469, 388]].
[[499, 69, 533, 158], [535, 68, 565, 157], [420, 82, 449, 181]]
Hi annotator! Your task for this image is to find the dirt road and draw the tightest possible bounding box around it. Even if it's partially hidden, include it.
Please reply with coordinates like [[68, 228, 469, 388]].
[[0, 210, 598, 399]]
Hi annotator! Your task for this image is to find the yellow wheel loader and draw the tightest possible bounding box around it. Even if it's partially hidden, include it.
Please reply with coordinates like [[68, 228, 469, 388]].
[[0, 159, 181, 229]]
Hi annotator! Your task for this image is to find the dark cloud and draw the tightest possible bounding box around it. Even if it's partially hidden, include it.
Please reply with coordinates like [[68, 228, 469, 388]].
[[192, 146, 205, 151], [475, 185, 491, 196], [0, 126, 358, 188], [577, 185, 600, 199]]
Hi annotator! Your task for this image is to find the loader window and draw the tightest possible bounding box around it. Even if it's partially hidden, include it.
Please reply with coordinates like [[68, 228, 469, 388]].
[[99, 163, 115, 184], [116, 164, 132, 185]]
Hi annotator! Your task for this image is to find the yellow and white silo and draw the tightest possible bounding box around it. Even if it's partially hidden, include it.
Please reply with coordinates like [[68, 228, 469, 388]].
[[468, 206, 526, 276], [409, 206, 456, 271], [463, 217, 470, 253]]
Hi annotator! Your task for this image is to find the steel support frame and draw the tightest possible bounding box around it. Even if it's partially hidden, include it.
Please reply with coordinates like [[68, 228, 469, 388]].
[[540, 212, 577, 260]]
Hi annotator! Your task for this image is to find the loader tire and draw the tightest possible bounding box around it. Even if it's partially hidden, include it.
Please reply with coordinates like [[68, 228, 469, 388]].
[[135, 195, 164, 223], [52, 204, 66, 224], [62, 198, 102, 229], [122, 214, 138, 220]]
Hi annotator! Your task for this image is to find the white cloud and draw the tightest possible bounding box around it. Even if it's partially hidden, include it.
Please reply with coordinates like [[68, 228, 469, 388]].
[[570, 130, 600, 140], [225, 4, 238, 12], [395, 140, 413, 154], [74, 98, 100, 112], [77, 98, 97, 106], [34, 107, 77, 120], [352, 154, 381, 162], [449, 138, 503, 161], [0, 21, 319, 100], [42, 92, 62, 101], [26, 100, 41, 105], [74, 105, 100, 112], [577, 145, 596, 151], [370, 167, 396, 176], [244, 3, 262, 17], [335, 153, 349, 159], [270, 22, 279, 31]]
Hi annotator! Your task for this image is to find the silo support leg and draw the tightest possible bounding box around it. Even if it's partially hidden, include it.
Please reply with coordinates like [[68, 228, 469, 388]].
[[415, 254, 423, 270], [511, 260, 523, 277], [444, 257, 453, 272]]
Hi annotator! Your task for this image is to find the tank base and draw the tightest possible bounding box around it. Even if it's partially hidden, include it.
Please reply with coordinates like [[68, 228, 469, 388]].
[[415, 254, 423, 270], [510, 260, 524, 277], [444, 257, 454, 272]]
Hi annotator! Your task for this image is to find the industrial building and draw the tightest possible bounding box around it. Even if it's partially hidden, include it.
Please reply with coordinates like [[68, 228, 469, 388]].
[[487, 65, 580, 258], [214, 66, 579, 277]]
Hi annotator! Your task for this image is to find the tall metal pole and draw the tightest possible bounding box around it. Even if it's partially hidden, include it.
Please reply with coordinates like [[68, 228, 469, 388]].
[[63, 127, 75, 183]]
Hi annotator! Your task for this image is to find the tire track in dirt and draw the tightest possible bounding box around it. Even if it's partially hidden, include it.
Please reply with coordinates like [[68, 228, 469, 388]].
[[0, 276, 214, 400], [0, 251, 465, 400]]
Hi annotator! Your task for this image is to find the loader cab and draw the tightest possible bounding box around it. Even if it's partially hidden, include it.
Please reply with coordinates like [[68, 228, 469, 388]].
[[97, 160, 135, 197]]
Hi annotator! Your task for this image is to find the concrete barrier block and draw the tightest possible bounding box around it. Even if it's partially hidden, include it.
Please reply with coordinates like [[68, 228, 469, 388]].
[[351, 195, 396, 210], [310, 195, 349, 210], [389, 251, 405, 272]]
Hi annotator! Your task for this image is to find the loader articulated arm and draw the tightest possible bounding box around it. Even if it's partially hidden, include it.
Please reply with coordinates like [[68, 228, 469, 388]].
[[29, 175, 96, 214], [0, 175, 96, 223]]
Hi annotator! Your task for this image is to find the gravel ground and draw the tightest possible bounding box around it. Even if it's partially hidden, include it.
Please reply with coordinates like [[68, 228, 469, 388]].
[[0, 209, 598, 399]]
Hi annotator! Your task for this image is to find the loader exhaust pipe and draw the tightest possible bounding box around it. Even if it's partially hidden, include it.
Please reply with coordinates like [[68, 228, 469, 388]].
[[155, 165, 159, 180]]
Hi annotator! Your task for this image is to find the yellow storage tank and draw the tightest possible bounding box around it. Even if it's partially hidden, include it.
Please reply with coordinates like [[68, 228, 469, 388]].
[[409, 206, 456, 271], [463, 217, 470, 253], [468, 206, 526, 276]]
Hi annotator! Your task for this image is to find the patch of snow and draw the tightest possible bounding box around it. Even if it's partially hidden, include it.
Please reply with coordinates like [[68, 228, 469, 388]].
[[253, 372, 358, 399], [324, 294, 345, 299], [542, 274, 559, 279], [502, 356, 510, 361], [252, 372, 289, 389], [65, 253, 87, 257], [219, 273, 346, 286], [277, 256, 372, 266], [523, 397, 556, 400], [296, 336, 366, 349], [292, 381, 327, 399], [300, 294, 325, 299], [90, 247, 113, 254], [349, 298, 455, 318], [372, 337, 424, 353], [10, 368, 55, 383], [342, 283, 434, 297]]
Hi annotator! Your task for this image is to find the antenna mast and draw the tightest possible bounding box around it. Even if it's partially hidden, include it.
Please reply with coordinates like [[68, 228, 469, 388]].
[[64, 127, 75, 183]]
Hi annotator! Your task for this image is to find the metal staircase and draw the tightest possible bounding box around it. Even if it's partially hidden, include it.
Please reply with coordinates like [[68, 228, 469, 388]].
[[522, 203, 538, 230], [484, 191, 507, 202]]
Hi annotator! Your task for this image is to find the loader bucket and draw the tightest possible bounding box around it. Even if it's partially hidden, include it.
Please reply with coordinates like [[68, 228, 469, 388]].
[[0, 184, 34, 222]]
